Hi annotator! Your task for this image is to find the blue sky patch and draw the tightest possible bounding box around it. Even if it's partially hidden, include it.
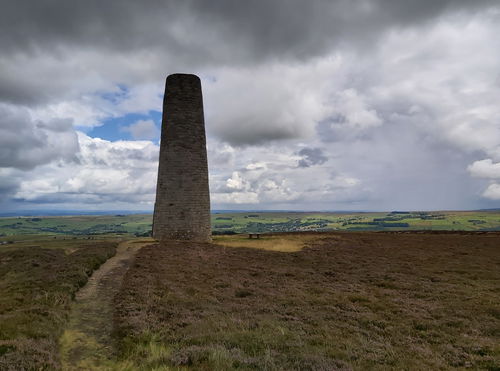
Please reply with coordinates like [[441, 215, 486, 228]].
[[85, 111, 162, 142]]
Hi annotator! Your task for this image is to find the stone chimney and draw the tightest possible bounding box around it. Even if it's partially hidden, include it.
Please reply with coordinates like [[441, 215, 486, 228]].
[[153, 74, 211, 242]]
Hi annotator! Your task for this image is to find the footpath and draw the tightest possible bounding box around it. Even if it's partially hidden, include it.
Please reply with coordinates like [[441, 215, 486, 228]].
[[59, 239, 153, 370]]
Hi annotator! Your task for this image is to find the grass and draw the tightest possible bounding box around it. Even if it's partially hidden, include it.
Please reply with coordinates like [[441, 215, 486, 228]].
[[213, 233, 327, 252], [113, 232, 500, 370], [0, 239, 117, 369]]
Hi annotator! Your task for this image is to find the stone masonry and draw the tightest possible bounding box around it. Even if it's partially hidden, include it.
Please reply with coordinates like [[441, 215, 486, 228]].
[[152, 74, 211, 242]]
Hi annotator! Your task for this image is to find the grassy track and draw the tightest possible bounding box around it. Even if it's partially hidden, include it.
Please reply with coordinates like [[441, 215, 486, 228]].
[[60, 239, 153, 370]]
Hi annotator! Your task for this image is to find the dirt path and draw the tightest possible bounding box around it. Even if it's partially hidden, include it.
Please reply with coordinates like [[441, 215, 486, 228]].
[[59, 239, 154, 370]]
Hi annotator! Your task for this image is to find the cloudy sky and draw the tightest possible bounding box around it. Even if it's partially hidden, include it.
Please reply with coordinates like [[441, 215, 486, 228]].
[[1, 0, 500, 212]]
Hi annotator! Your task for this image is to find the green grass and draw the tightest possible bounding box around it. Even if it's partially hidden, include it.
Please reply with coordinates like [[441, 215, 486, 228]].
[[0, 238, 118, 369]]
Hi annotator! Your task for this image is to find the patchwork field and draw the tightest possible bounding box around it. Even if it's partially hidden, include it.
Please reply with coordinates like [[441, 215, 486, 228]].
[[211, 210, 500, 233], [0, 214, 153, 237], [1, 210, 500, 239]]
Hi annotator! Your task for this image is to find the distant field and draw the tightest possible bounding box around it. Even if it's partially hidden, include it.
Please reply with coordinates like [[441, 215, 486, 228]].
[[0, 214, 152, 238], [211, 210, 500, 233], [1, 210, 500, 238]]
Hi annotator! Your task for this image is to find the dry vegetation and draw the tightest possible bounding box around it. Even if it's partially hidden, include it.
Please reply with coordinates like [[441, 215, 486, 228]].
[[0, 241, 117, 370], [1, 232, 498, 370], [213, 233, 326, 252], [114, 232, 500, 370]]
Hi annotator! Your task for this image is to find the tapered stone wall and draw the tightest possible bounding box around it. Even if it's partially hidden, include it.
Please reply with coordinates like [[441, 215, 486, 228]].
[[152, 74, 211, 242]]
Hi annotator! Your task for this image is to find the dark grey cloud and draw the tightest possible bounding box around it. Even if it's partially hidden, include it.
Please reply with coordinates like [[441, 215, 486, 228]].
[[0, 0, 497, 102], [1, 0, 495, 56], [0, 104, 79, 170], [0, 175, 18, 201], [297, 148, 328, 168]]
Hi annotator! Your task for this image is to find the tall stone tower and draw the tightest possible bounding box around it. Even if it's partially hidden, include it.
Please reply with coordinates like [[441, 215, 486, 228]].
[[153, 73, 211, 242]]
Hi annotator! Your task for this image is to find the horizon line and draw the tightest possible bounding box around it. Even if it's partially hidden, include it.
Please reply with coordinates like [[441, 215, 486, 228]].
[[1, 208, 499, 218]]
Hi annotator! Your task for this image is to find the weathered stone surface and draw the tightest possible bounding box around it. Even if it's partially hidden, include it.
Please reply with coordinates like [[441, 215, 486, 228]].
[[153, 74, 211, 242]]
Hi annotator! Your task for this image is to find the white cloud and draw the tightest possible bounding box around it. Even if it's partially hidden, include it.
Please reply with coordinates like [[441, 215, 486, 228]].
[[333, 89, 382, 129], [115, 83, 163, 115], [331, 176, 360, 188], [245, 162, 267, 171], [212, 192, 259, 205], [468, 159, 500, 179], [13, 132, 159, 206], [226, 172, 247, 191], [121, 119, 160, 140], [483, 183, 500, 200], [32, 97, 114, 128], [208, 140, 365, 209]]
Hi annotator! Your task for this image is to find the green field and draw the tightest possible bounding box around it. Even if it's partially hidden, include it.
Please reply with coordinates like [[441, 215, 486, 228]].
[[212, 210, 500, 233], [0, 214, 152, 238], [1, 210, 500, 239]]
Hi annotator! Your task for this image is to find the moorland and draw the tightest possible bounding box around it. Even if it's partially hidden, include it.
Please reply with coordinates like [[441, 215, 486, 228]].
[[0, 212, 499, 369]]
